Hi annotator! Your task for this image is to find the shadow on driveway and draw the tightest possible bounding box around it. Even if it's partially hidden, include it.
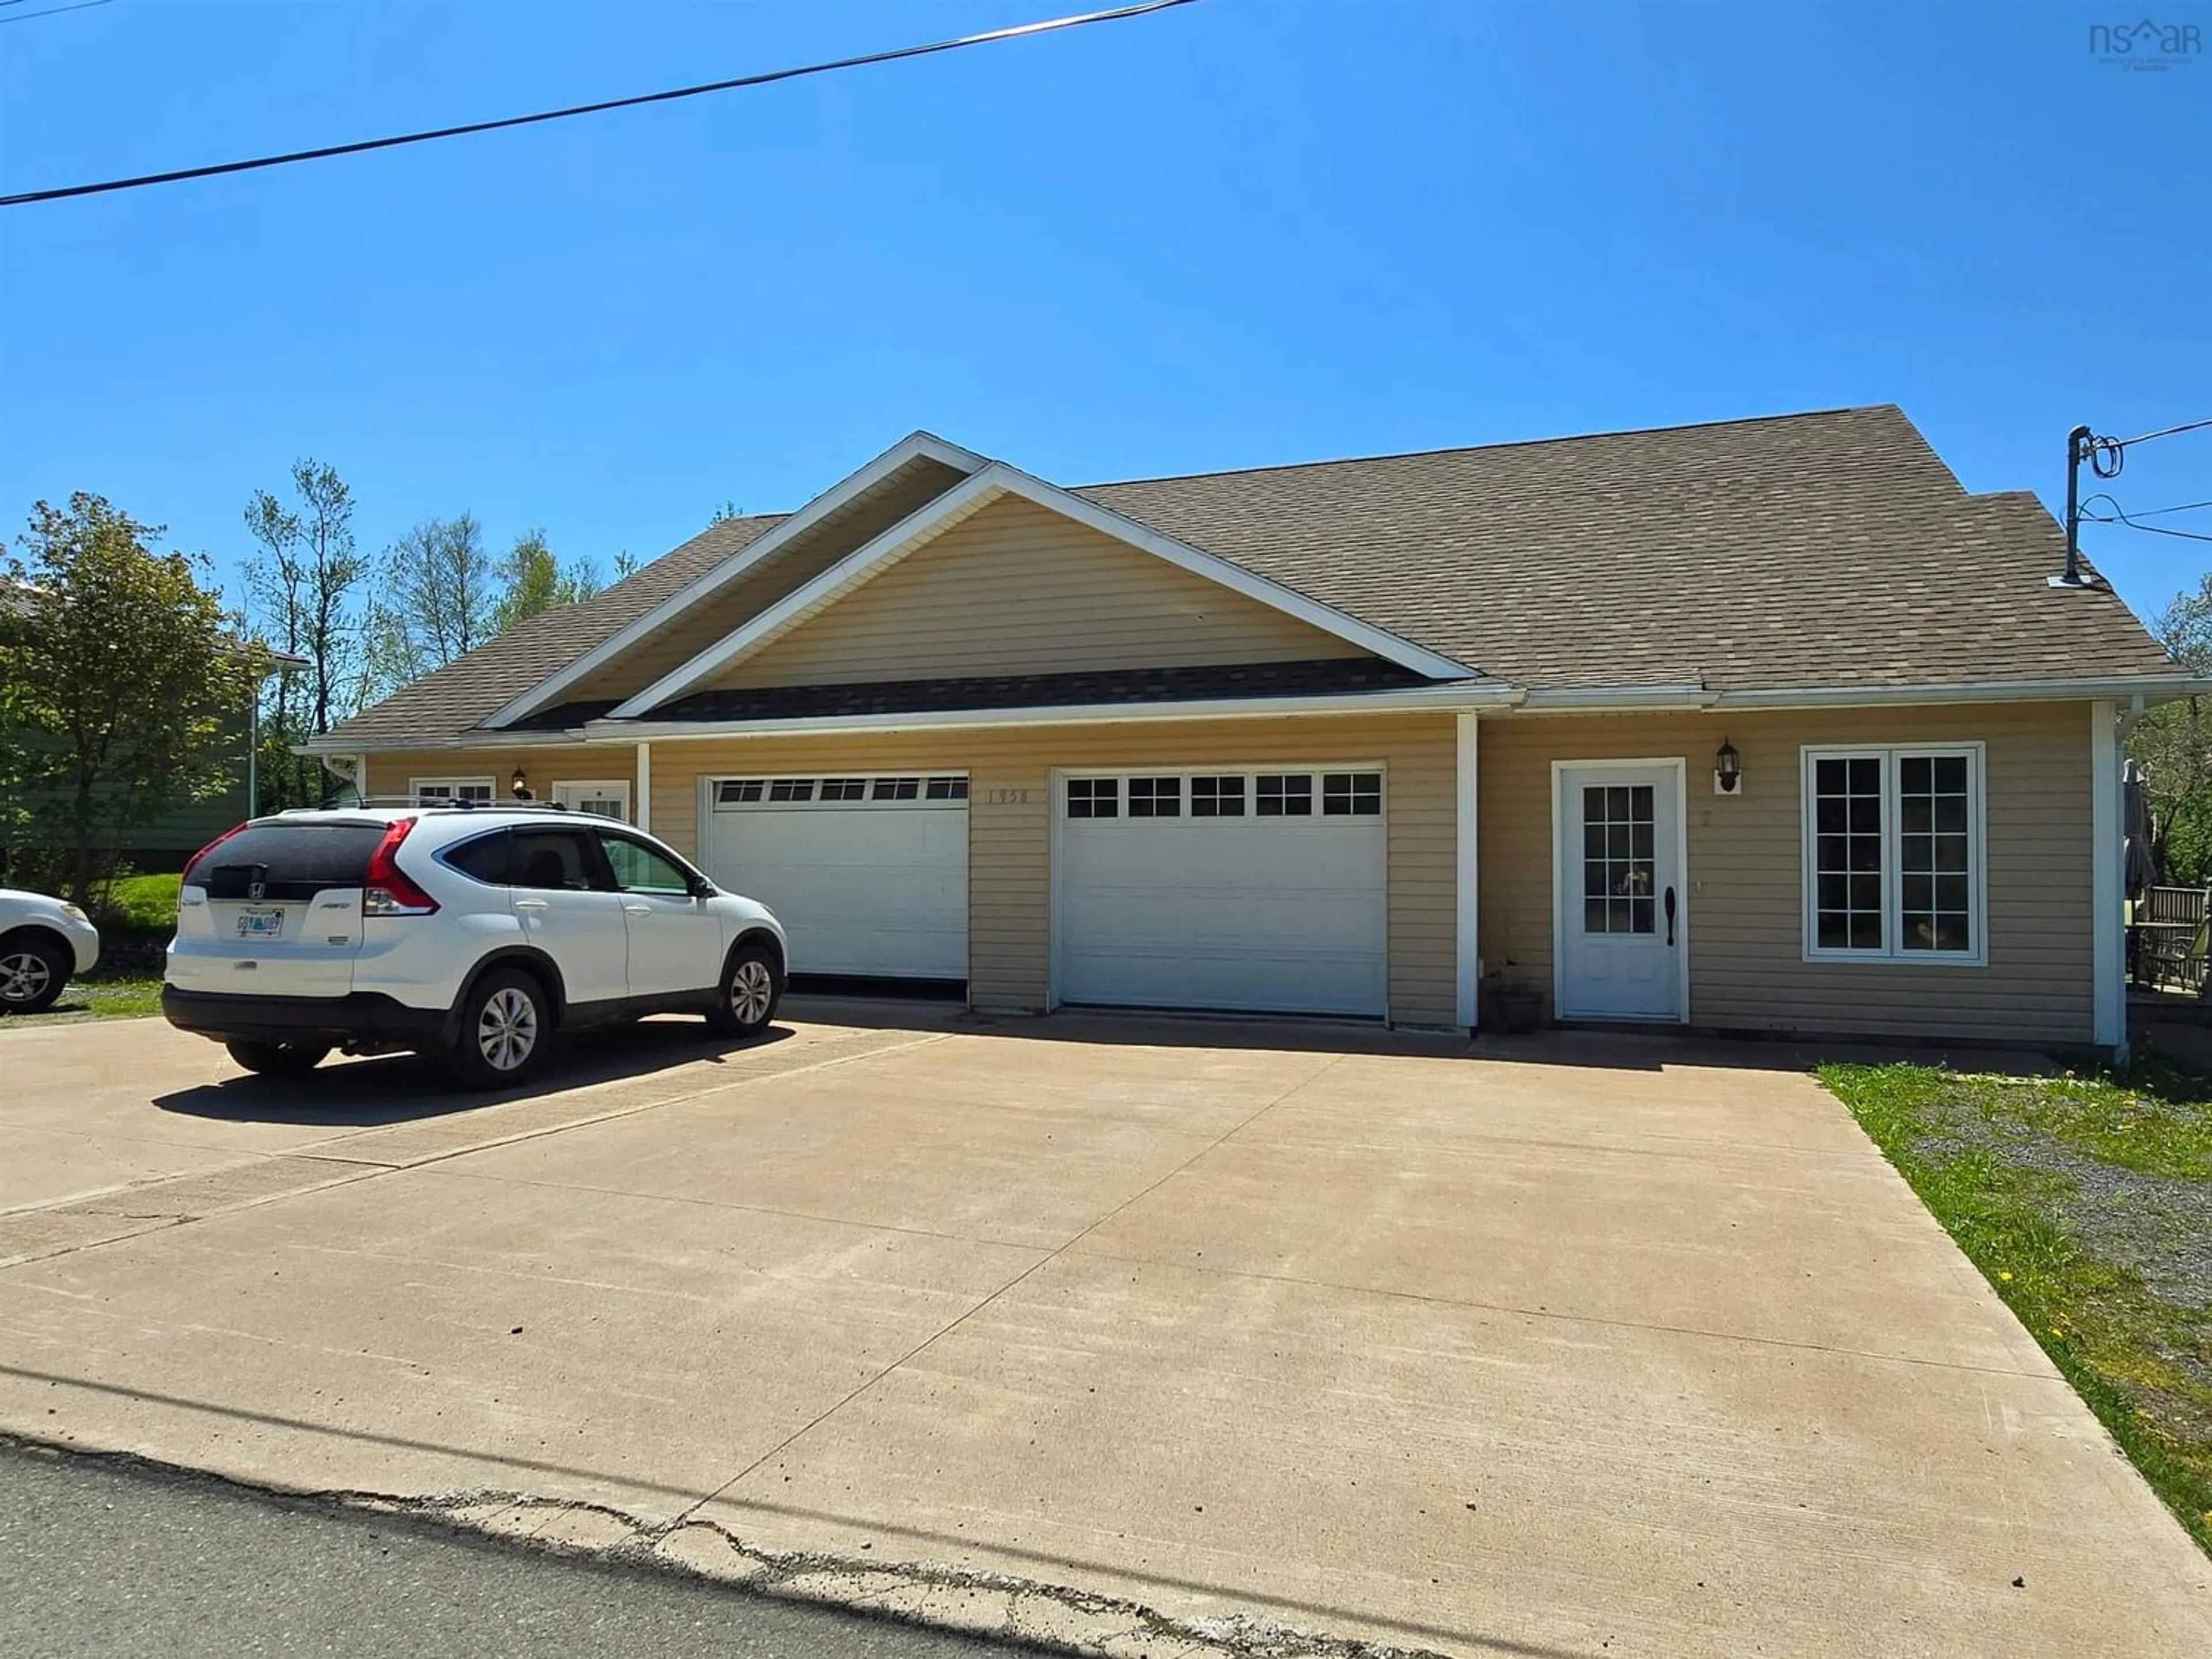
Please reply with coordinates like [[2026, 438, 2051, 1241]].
[[778, 994, 2054, 1077], [150, 1020, 797, 1127]]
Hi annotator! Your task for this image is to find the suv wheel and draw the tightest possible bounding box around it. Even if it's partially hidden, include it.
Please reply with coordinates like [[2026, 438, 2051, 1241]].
[[450, 968, 551, 1086], [225, 1040, 331, 1075], [0, 934, 69, 1016], [707, 943, 782, 1037]]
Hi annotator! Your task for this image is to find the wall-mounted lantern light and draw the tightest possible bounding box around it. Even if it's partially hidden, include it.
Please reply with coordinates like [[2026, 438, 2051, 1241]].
[[511, 767, 533, 801], [1714, 737, 1742, 797]]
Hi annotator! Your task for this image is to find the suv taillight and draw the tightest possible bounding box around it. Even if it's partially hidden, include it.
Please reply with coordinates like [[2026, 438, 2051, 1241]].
[[363, 817, 440, 917], [182, 822, 248, 887]]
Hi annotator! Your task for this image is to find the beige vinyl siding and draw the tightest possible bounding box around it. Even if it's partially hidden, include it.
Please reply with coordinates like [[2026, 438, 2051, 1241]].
[[1476, 702, 2093, 1044], [647, 713, 1459, 1025], [362, 748, 638, 813], [710, 494, 1368, 691], [564, 457, 968, 704]]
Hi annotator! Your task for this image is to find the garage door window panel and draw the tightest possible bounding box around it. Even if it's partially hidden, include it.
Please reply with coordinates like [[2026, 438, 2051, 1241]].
[[1128, 777, 1181, 818], [1323, 772, 1382, 816], [1256, 774, 1313, 817], [1191, 775, 1245, 817], [1067, 778, 1118, 819]]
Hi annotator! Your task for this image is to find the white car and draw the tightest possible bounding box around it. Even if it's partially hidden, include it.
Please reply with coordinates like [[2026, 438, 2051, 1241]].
[[0, 887, 102, 1016], [162, 805, 789, 1085]]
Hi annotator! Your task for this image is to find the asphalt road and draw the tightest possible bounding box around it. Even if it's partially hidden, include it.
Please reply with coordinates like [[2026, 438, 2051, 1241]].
[[0, 1441, 1039, 1659]]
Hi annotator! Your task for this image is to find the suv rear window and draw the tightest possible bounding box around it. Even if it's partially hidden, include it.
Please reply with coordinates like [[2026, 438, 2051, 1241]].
[[192, 823, 388, 900]]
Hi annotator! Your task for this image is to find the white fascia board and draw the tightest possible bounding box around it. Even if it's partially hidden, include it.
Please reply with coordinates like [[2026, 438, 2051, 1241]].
[[1711, 676, 2211, 709], [613, 459, 1478, 719], [594, 682, 1516, 744], [480, 431, 988, 730], [299, 729, 612, 755], [1510, 685, 1716, 711], [1495, 675, 2212, 715]]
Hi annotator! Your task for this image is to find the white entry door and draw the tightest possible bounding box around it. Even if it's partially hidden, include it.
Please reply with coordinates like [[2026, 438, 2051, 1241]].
[[553, 779, 631, 820], [703, 774, 968, 980], [1055, 768, 1388, 1017], [1554, 762, 1685, 1022]]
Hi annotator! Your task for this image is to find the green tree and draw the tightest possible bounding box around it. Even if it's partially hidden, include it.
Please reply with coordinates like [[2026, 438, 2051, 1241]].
[[243, 459, 366, 810], [363, 513, 495, 698], [2129, 572, 2212, 883], [492, 528, 606, 634], [0, 495, 262, 903]]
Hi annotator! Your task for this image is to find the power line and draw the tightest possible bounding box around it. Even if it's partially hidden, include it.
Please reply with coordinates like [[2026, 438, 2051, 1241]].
[[0, 0, 1199, 209], [2113, 416, 2212, 448], [0, 0, 115, 23], [2080, 495, 2212, 546]]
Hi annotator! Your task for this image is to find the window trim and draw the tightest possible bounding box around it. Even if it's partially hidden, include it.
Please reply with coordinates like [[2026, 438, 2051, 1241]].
[[1800, 743, 1988, 968]]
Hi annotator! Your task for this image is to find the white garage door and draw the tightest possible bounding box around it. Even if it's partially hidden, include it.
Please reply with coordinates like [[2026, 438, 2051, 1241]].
[[1055, 768, 1387, 1017], [704, 774, 968, 980]]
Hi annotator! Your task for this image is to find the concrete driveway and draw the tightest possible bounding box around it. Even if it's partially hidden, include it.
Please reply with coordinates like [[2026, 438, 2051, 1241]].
[[1, 1008, 2206, 1658]]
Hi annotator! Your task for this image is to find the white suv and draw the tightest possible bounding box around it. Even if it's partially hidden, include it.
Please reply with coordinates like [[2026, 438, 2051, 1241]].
[[162, 805, 788, 1085]]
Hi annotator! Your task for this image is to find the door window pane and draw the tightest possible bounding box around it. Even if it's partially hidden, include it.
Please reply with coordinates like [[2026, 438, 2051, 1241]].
[[1581, 782, 1656, 934], [872, 777, 921, 801], [601, 836, 692, 896], [444, 831, 513, 885], [510, 830, 603, 892]]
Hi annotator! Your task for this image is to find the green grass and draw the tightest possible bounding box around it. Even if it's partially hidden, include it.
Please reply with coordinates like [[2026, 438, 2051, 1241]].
[[1, 976, 165, 1027], [99, 871, 181, 933], [1820, 1059, 2212, 1555]]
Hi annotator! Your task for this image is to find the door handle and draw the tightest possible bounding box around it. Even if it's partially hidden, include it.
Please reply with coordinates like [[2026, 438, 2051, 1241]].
[[624, 904, 652, 915], [514, 899, 548, 912], [1664, 886, 1677, 947]]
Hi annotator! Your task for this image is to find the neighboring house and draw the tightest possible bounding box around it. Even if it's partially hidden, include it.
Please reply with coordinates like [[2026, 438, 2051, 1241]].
[[309, 406, 2195, 1054]]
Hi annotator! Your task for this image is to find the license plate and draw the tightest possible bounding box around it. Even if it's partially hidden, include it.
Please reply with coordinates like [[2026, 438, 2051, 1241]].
[[236, 907, 284, 939]]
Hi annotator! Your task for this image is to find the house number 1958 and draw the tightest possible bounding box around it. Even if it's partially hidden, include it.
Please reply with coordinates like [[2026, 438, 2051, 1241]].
[[983, 788, 1035, 805]]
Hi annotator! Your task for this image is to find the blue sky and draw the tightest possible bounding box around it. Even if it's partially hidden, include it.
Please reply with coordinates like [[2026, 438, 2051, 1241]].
[[2, 1, 2207, 629]]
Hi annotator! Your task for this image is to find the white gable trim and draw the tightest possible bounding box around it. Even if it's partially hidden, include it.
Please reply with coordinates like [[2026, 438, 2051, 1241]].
[[482, 431, 987, 730], [611, 460, 1474, 719]]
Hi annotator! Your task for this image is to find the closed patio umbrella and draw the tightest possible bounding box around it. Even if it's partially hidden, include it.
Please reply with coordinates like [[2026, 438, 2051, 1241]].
[[2124, 759, 2158, 897]]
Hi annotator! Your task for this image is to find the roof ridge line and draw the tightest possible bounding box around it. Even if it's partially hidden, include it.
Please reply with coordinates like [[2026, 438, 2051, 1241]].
[[1067, 404, 1902, 491]]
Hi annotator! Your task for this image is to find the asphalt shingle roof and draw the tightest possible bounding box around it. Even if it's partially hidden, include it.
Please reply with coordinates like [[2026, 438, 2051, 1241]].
[[321, 406, 2176, 747]]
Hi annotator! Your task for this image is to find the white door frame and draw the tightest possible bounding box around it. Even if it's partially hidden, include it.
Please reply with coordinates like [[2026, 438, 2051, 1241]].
[[552, 779, 633, 820], [1047, 761, 1391, 1019], [1550, 757, 1690, 1024]]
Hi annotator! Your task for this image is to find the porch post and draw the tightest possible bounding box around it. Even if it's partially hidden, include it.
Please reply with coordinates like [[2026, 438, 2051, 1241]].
[[1456, 710, 1479, 1030], [2091, 700, 2126, 1060], [635, 741, 653, 833]]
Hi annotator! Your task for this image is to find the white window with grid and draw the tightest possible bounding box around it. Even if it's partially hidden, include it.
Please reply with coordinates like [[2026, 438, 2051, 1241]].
[[1801, 745, 1986, 965], [411, 777, 494, 807]]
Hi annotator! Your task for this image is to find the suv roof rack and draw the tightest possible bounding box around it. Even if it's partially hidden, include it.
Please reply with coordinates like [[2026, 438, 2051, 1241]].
[[318, 795, 575, 813]]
